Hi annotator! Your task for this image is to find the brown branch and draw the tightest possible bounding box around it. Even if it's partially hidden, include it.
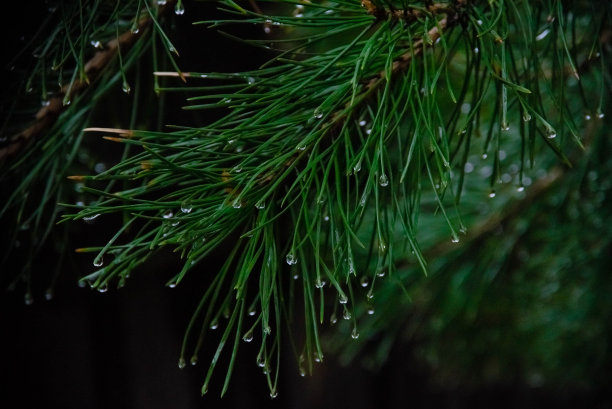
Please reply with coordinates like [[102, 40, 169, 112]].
[[0, 1, 177, 163]]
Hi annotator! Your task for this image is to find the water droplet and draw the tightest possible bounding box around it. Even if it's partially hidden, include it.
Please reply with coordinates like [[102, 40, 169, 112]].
[[93, 256, 104, 267], [323, 215, 330, 222], [270, 391, 278, 399], [97, 283, 108, 293], [451, 236, 460, 243], [257, 356, 265, 367], [367, 306, 375, 315], [379, 174, 389, 187], [263, 25, 272, 34], [41, 99, 50, 107], [296, 144, 306, 151], [190, 356, 198, 366], [45, 288, 54, 300], [501, 123, 510, 131], [351, 328, 359, 339], [353, 161, 362, 173], [546, 127, 557, 139], [313, 109, 323, 119], [474, 47, 479, 53], [517, 185, 525, 192], [584, 113, 592, 121], [342, 309, 351, 320], [242, 330, 254, 343], [163, 211, 173, 219], [359, 193, 367, 207], [255, 201, 265, 210], [286, 252, 297, 265], [489, 191, 496, 198], [339, 294, 348, 304], [168, 282, 177, 289], [536, 28, 550, 41], [210, 320, 218, 330], [247, 76, 256, 84], [180, 200, 193, 213], [376, 270, 385, 278], [90, 40, 102, 49], [178, 358, 186, 369], [131, 24, 140, 34], [597, 110, 605, 119], [313, 352, 322, 363], [232, 199, 242, 209], [330, 313, 338, 325], [157, 0, 167, 5], [523, 113, 532, 122], [359, 120, 367, 127], [360, 276, 369, 287], [122, 81, 131, 94], [481, 153, 488, 159], [315, 278, 325, 288], [366, 289, 374, 300], [24, 292, 34, 306], [83, 214, 101, 222], [365, 128, 372, 135], [248, 307, 257, 317], [175, 2, 185, 15]]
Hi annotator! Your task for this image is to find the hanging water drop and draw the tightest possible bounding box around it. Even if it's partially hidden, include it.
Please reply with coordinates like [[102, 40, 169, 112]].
[[270, 391, 278, 399], [122, 81, 131, 94], [366, 289, 374, 300], [451, 236, 460, 243], [353, 161, 362, 174], [256, 356, 265, 368], [97, 283, 108, 293], [178, 358, 186, 369], [242, 330, 254, 343], [351, 328, 359, 339], [286, 252, 297, 265], [481, 153, 488, 159], [342, 309, 352, 320], [501, 123, 510, 131], [367, 306, 375, 315], [232, 198, 242, 209], [313, 108, 323, 119], [339, 294, 348, 304], [248, 307, 257, 317], [546, 127, 557, 139], [180, 200, 193, 213], [330, 313, 338, 325], [489, 190, 496, 198], [162, 211, 173, 219], [93, 256, 104, 267], [131, 24, 140, 34], [45, 288, 54, 301], [359, 120, 367, 127], [597, 110, 605, 119], [584, 113, 592, 121], [210, 320, 218, 330], [156, 0, 167, 5], [523, 113, 532, 122], [360, 276, 369, 287], [376, 270, 385, 278], [90, 40, 102, 49], [255, 201, 265, 210], [190, 356, 198, 366], [517, 185, 525, 192], [24, 292, 34, 306], [175, 1, 185, 15], [315, 278, 325, 288], [379, 174, 389, 187]]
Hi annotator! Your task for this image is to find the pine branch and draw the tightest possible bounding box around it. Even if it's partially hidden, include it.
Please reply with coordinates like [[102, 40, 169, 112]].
[[0, 0, 178, 163]]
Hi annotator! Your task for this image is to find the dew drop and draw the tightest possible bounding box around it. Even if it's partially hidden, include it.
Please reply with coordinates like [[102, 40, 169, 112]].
[[339, 294, 348, 304], [376, 270, 385, 278], [257, 356, 265, 368], [343, 309, 352, 320], [323, 215, 330, 222], [255, 201, 265, 210], [451, 236, 460, 243], [315, 278, 325, 288], [545, 127, 557, 139], [353, 161, 362, 173], [242, 331, 253, 343], [97, 283, 108, 293], [351, 328, 359, 339], [41, 99, 50, 107], [157, 0, 167, 5], [45, 288, 54, 301], [210, 320, 218, 330], [162, 211, 173, 219], [379, 174, 389, 187], [190, 356, 198, 366], [93, 256, 104, 267], [517, 185, 525, 192], [122, 82, 131, 94], [83, 213, 101, 222], [270, 391, 278, 399], [24, 292, 34, 306], [597, 110, 605, 119], [180, 200, 193, 213], [178, 358, 186, 369], [175, 2, 185, 15], [474, 47, 479, 54], [313, 109, 323, 119], [131, 24, 140, 34], [232, 199, 242, 209], [584, 113, 592, 121], [286, 252, 298, 265], [360, 276, 369, 287], [489, 191, 496, 198], [481, 153, 488, 159], [330, 313, 338, 325], [365, 128, 372, 135], [367, 306, 375, 315], [248, 307, 257, 317], [523, 113, 532, 122], [359, 120, 367, 127], [366, 289, 374, 300]]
